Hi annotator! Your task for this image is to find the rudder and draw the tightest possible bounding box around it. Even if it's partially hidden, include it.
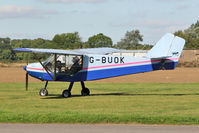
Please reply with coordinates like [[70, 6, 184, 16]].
[[166, 36, 185, 69]]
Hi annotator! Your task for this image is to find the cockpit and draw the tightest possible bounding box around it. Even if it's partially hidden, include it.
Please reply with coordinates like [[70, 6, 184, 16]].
[[43, 54, 83, 76]]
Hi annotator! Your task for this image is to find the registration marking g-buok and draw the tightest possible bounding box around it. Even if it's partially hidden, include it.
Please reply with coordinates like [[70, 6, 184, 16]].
[[89, 56, 125, 64]]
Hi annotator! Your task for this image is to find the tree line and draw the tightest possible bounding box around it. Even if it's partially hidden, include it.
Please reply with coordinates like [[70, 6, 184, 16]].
[[1, 20, 199, 62], [0, 30, 152, 62], [174, 21, 199, 49]]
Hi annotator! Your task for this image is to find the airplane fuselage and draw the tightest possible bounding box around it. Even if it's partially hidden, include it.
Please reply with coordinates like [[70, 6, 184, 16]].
[[25, 54, 178, 82]]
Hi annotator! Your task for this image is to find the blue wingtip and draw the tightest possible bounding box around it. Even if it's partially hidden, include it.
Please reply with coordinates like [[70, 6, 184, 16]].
[[24, 66, 27, 71], [13, 48, 32, 52]]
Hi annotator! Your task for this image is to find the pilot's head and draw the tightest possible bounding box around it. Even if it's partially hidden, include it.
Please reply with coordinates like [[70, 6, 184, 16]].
[[72, 56, 79, 63]]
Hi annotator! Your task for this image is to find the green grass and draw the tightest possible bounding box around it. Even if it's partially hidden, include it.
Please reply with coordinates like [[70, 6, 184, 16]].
[[0, 82, 199, 124]]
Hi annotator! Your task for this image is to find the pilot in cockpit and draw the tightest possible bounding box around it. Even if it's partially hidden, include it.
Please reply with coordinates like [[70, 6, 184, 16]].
[[70, 56, 82, 76]]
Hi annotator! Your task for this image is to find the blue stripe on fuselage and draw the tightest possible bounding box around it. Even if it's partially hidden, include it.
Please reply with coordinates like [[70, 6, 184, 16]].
[[85, 61, 177, 81], [27, 62, 178, 82]]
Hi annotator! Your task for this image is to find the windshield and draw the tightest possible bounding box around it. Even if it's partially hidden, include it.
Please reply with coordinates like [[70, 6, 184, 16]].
[[43, 54, 54, 66]]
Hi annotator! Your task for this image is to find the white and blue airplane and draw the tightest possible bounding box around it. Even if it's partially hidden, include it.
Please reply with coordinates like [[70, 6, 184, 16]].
[[13, 33, 185, 98]]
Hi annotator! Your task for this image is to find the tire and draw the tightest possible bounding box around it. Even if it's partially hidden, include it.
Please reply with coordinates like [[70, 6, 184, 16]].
[[39, 88, 48, 96], [62, 90, 71, 98], [81, 88, 90, 96]]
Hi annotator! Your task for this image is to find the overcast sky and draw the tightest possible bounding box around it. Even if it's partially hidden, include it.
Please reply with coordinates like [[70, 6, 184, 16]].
[[0, 0, 198, 45]]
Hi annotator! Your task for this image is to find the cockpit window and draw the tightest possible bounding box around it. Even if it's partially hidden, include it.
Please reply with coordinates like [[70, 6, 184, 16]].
[[43, 55, 55, 73], [43, 54, 82, 76]]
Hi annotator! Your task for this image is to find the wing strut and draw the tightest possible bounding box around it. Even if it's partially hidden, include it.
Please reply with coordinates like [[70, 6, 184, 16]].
[[54, 54, 57, 81]]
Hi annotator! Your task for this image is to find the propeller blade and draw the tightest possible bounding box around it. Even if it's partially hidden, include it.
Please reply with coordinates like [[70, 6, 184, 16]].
[[26, 54, 29, 91], [26, 72, 28, 91]]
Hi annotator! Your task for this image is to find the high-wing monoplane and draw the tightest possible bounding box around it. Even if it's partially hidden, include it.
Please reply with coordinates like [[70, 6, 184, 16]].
[[13, 33, 185, 98]]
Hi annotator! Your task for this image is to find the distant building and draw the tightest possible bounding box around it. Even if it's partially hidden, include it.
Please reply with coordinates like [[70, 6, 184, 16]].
[[111, 50, 148, 57]]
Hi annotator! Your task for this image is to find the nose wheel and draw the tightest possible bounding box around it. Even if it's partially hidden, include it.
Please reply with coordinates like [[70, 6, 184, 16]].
[[40, 88, 48, 96], [39, 81, 48, 96]]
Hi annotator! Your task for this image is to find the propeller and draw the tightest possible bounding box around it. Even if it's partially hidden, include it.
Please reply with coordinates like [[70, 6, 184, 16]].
[[25, 54, 29, 91], [26, 71, 28, 91]]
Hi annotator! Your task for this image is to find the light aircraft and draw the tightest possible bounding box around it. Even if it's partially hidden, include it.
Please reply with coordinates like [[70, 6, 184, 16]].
[[13, 33, 185, 98]]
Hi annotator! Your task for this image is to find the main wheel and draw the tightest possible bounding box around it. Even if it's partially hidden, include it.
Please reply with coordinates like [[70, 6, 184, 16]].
[[62, 90, 71, 98], [81, 88, 90, 96], [39, 88, 48, 96]]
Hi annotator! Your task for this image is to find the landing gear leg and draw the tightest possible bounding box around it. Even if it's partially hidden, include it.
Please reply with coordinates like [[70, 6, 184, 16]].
[[81, 81, 90, 96], [160, 59, 166, 70], [62, 82, 74, 98], [39, 81, 48, 96]]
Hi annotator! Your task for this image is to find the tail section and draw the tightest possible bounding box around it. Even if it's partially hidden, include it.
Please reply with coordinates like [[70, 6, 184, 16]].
[[146, 33, 175, 59], [146, 33, 185, 69]]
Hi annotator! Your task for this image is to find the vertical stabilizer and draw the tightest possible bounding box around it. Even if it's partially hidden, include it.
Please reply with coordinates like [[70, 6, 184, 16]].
[[146, 33, 185, 60], [146, 33, 185, 70]]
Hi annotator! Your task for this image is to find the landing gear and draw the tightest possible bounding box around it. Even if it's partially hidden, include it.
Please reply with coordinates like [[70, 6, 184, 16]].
[[81, 81, 90, 96], [40, 88, 48, 96], [62, 82, 74, 98], [62, 81, 90, 98], [81, 88, 90, 96], [39, 81, 48, 96], [62, 90, 71, 98], [39, 81, 90, 98]]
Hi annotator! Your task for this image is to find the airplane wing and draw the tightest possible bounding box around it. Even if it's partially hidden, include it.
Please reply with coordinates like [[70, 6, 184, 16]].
[[72, 47, 121, 55], [13, 47, 122, 55], [13, 48, 83, 56]]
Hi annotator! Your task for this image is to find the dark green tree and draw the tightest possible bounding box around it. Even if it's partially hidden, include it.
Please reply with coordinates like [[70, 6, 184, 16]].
[[52, 32, 82, 49], [85, 33, 113, 48], [31, 38, 45, 48], [115, 30, 143, 49], [174, 20, 199, 49], [1, 49, 12, 60], [0, 38, 12, 61]]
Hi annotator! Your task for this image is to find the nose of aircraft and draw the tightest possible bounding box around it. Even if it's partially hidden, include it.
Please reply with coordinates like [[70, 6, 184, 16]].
[[24, 66, 27, 71]]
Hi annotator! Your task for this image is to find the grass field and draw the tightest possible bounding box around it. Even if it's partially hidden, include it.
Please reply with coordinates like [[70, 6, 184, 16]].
[[1, 82, 199, 124]]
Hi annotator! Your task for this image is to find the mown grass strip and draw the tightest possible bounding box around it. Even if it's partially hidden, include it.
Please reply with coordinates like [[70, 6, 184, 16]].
[[0, 82, 199, 124]]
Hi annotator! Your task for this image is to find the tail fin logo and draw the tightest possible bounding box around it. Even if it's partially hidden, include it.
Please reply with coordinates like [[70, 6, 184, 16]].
[[172, 52, 179, 56]]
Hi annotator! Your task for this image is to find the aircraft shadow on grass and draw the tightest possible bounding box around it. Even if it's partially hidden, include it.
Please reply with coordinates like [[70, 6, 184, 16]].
[[42, 93, 199, 99]]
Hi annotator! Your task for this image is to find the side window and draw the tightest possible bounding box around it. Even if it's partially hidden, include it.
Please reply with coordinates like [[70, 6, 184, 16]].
[[56, 55, 66, 73], [56, 55, 82, 76], [69, 56, 82, 76]]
